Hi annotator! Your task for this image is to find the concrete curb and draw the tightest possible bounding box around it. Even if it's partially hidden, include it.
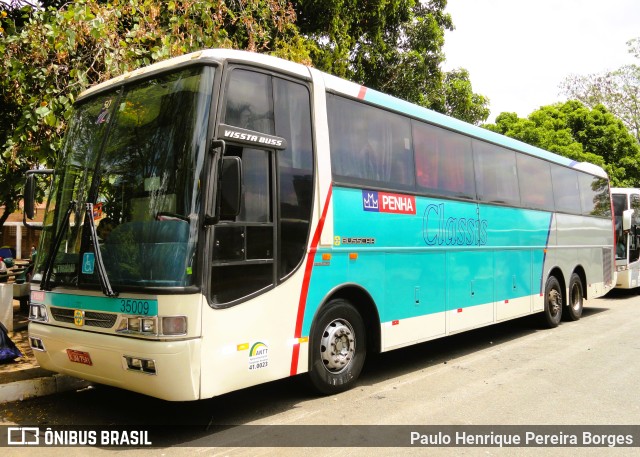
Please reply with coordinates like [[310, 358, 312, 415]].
[[0, 368, 91, 404]]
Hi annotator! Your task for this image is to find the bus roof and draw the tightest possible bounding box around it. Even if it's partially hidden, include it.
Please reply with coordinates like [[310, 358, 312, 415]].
[[77, 49, 311, 101], [78, 49, 607, 178]]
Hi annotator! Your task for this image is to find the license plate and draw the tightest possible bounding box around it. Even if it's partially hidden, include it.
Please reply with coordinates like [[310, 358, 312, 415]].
[[67, 349, 92, 366]]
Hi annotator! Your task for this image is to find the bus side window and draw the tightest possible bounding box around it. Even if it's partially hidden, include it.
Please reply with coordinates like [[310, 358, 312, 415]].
[[578, 173, 610, 217], [413, 121, 439, 191], [328, 94, 413, 185], [551, 166, 581, 214], [414, 121, 475, 199], [274, 78, 314, 279], [224, 69, 274, 134], [473, 140, 520, 205], [517, 154, 554, 211]]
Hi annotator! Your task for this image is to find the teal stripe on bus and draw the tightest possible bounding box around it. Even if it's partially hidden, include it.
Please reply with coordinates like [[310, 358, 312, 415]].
[[300, 187, 552, 334], [46, 293, 158, 315]]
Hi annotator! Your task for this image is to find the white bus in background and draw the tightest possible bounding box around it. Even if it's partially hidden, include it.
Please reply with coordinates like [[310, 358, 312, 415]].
[[611, 188, 640, 288]]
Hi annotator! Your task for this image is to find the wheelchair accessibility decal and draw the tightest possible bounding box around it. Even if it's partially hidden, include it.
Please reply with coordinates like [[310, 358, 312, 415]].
[[82, 252, 95, 275]]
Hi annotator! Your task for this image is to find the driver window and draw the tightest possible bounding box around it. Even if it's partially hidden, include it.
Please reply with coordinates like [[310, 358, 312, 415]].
[[239, 149, 270, 222], [211, 146, 274, 304]]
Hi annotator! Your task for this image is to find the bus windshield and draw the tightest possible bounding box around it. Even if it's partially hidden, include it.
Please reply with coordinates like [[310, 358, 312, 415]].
[[34, 66, 215, 291]]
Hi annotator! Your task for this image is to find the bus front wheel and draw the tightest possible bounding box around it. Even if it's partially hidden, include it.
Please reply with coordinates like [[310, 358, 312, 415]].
[[564, 273, 584, 321], [543, 275, 563, 328], [308, 299, 366, 395]]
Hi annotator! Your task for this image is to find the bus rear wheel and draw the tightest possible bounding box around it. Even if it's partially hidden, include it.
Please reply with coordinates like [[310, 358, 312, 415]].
[[564, 273, 584, 321], [308, 299, 366, 395], [543, 275, 563, 328]]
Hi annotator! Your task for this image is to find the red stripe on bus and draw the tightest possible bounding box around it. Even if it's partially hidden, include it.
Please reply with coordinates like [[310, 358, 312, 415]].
[[358, 86, 367, 99], [290, 185, 333, 376]]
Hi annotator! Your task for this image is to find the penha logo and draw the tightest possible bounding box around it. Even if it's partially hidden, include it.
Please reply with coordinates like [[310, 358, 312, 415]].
[[362, 190, 416, 214]]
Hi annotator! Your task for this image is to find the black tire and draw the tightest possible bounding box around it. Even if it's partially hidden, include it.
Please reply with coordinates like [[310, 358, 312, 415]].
[[308, 299, 366, 395], [564, 273, 584, 321], [543, 275, 563, 328]]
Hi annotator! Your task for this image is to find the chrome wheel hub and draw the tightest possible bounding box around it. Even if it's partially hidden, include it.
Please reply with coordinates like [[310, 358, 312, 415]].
[[320, 318, 356, 373], [548, 288, 562, 315]]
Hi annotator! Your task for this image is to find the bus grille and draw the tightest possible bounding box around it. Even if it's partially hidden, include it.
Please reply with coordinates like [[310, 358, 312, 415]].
[[603, 247, 613, 285], [50, 307, 117, 328]]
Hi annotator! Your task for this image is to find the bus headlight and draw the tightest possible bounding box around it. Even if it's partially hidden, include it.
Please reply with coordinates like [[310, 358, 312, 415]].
[[162, 316, 187, 335], [28, 303, 48, 322], [142, 318, 155, 333], [127, 318, 141, 332]]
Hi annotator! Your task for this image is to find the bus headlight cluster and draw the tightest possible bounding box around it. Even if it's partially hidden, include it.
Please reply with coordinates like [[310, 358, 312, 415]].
[[28, 303, 48, 322], [116, 315, 187, 337], [126, 317, 156, 333], [117, 316, 157, 335]]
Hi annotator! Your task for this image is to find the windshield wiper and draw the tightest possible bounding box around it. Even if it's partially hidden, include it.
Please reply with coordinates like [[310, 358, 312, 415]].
[[84, 203, 118, 298], [41, 200, 76, 291]]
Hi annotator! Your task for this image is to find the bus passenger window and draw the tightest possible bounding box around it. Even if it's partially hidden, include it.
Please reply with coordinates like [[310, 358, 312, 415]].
[[578, 173, 610, 218], [517, 154, 554, 210], [473, 141, 520, 205], [551, 166, 581, 214], [328, 94, 413, 185], [414, 121, 475, 199]]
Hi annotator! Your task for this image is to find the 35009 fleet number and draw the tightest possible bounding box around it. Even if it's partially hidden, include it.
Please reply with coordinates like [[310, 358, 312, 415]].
[[119, 299, 150, 315]]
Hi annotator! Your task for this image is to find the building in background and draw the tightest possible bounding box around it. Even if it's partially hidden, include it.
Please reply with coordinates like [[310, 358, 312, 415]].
[[0, 203, 44, 260]]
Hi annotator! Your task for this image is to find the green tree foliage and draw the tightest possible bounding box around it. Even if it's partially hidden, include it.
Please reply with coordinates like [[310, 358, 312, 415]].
[[440, 68, 490, 124], [291, 0, 489, 123], [560, 38, 640, 143], [0, 0, 311, 227], [485, 101, 640, 187], [0, 0, 489, 233]]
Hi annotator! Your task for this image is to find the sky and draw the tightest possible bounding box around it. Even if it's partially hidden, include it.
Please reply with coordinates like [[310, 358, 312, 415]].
[[443, 0, 640, 122]]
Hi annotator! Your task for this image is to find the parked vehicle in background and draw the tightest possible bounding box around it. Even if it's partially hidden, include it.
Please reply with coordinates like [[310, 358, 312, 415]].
[[611, 188, 640, 288]]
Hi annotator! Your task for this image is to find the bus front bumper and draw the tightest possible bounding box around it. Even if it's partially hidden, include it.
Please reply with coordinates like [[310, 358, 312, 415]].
[[616, 267, 639, 289], [28, 322, 202, 401]]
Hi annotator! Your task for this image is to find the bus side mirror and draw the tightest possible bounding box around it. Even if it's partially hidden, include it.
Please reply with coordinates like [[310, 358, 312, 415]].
[[24, 169, 53, 227], [623, 208, 634, 231], [219, 157, 242, 219], [24, 174, 36, 220]]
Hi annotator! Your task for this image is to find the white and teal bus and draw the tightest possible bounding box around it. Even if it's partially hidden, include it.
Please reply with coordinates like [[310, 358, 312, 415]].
[[611, 188, 640, 288], [24, 49, 615, 401]]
